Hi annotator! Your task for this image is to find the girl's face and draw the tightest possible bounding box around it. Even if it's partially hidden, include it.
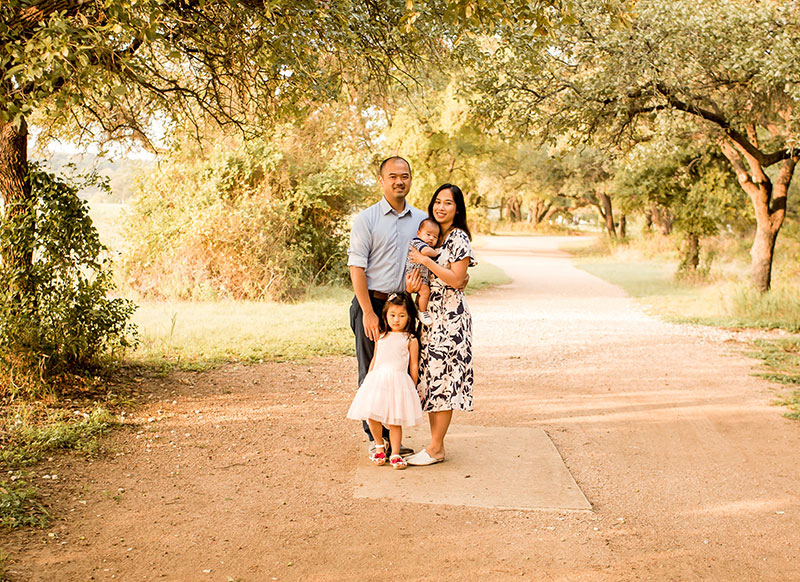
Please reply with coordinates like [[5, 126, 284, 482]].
[[385, 304, 410, 332], [432, 189, 457, 227]]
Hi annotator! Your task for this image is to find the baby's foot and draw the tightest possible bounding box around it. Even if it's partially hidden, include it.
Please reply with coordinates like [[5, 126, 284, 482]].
[[418, 311, 432, 326]]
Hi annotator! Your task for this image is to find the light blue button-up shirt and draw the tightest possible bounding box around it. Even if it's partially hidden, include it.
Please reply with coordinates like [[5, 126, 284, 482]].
[[347, 197, 428, 294]]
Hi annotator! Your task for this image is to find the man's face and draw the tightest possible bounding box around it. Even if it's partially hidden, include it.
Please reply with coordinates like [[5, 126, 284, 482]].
[[379, 159, 412, 202], [417, 222, 440, 247]]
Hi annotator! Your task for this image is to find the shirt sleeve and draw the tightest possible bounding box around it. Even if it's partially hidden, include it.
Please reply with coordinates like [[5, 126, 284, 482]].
[[447, 229, 477, 267], [347, 212, 370, 269]]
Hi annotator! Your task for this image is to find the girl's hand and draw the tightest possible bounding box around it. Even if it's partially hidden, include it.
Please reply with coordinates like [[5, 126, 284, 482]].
[[408, 245, 426, 265]]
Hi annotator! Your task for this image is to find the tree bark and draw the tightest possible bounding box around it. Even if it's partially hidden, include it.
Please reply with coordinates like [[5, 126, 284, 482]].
[[0, 116, 32, 298], [651, 204, 673, 235], [684, 234, 700, 271], [598, 192, 616, 238], [619, 213, 627, 238], [505, 195, 521, 222]]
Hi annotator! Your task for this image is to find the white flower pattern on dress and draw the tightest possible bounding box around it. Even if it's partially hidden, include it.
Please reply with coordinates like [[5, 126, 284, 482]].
[[417, 228, 477, 412]]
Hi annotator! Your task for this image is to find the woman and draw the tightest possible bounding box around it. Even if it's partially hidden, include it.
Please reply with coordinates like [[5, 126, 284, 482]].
[[405, 184, 476, 466]]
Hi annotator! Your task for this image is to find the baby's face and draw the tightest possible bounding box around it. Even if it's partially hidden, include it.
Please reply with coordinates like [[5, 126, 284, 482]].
[[418, 223, 440, 247]]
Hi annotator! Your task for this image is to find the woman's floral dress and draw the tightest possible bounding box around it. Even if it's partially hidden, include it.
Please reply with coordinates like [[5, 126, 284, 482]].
[[417, 228, 477, 412]]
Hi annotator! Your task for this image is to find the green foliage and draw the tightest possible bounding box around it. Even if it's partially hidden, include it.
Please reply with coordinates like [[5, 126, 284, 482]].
[[0, 405, 118, 468], [123, 106, 373, 301], [0, 165, 138, 394], [0, 479, 49, 529], [748, 339, 800, 419], [462, 0, 800, 289]]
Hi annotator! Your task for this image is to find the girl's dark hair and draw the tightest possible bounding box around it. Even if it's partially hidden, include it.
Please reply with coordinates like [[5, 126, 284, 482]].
[[379, 292, 419, 337], [428, 183, 471, 240]]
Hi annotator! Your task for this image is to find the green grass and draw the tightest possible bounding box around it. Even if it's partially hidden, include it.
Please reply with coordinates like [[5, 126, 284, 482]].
[[129, 286, 355, 370], [745, 338, 800, 419], [0, 405, 118, 468], [0, 403, 118, 530], [466, 259, 513, 292], [0, 479, 49, 529], [129, 259, 512, 370]]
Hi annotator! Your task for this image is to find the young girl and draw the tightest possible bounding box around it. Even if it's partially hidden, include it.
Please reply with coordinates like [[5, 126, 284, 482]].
[[346, 292, 424, 470]]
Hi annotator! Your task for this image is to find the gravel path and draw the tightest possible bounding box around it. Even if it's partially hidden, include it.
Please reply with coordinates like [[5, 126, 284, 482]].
[[5, 235, 800, 581]]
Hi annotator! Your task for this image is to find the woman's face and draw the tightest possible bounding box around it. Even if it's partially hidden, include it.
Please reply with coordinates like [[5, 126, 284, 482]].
[[432, 189, 457, 226]]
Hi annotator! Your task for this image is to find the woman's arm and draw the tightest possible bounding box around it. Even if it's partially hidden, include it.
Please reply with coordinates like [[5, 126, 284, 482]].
[[409, 245, 469, 289], [408, 336, 419, 385]]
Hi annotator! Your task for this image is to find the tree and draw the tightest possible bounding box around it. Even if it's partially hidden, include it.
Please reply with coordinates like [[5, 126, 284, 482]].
[[463, 0, 800, 291], [477, 142, 573, 226], [615, 140, 749, 273], [1, 1, 442, 302]]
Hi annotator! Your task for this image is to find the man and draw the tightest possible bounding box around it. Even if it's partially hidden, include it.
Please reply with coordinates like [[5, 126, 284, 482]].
[[348, 156, 426, 457]]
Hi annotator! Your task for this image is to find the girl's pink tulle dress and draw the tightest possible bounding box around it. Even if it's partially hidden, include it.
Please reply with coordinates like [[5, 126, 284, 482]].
[[347, 332, 424, 427]]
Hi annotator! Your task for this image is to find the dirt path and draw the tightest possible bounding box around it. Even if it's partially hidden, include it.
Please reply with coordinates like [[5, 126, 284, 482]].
[[5, 235, 800, 581]]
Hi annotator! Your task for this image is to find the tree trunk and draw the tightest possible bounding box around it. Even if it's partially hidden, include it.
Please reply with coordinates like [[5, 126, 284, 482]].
[[505, 195, 521, 222], [685, 234, 700, 271], [720, 141, 797, 292], [619, 213, 627, 238], [0, 116, 32, 298], [651, 204, 673, 235], [598, 192, 616, 238]]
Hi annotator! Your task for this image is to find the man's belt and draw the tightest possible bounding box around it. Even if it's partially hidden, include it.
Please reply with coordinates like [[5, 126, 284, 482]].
[[369, 290, 389, 300]]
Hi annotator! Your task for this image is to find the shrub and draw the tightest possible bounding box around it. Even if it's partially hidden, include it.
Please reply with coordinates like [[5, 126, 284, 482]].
[[0, 164, 138, 396]]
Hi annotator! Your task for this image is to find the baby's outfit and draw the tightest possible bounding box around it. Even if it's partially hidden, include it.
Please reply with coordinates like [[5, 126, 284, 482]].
[[406, 237, 438, 325], [346, 332, 423, 427], [405, 237, 438, 285]]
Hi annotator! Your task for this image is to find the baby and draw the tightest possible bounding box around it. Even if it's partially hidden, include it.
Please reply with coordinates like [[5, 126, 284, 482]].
[[406, 218, 440, 326]]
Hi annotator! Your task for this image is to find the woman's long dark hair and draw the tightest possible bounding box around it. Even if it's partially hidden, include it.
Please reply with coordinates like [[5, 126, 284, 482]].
[[428, 183, 471, 240]]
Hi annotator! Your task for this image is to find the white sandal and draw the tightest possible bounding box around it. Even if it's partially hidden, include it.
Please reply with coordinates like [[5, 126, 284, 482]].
[[370, 443, 387, 466], [390, 454, 408, 470], [406, 450, 444, 466]]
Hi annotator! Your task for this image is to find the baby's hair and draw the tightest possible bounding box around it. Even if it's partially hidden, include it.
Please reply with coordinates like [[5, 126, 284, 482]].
[[379, 292, 419, 337], [418, 217, 440, 232]]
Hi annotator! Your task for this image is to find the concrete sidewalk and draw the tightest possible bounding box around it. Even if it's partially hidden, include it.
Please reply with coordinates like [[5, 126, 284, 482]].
[[354, 425, 591, 511]]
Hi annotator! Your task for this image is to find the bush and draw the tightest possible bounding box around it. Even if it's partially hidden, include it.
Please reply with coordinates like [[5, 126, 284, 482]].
[[0, 164, 138, 396], [123, 109, 373, 301]]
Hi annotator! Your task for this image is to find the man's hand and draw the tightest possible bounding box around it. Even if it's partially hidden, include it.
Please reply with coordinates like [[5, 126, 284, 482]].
[[362, 309, 380, 342], [406, 269, 422, 293]]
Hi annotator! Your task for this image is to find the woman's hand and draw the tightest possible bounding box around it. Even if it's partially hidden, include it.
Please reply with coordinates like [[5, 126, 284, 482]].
[[406, 269, 422, 293]]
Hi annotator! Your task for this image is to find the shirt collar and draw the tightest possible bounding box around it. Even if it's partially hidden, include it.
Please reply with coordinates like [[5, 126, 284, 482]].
[[380, 196, 411, 217]]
